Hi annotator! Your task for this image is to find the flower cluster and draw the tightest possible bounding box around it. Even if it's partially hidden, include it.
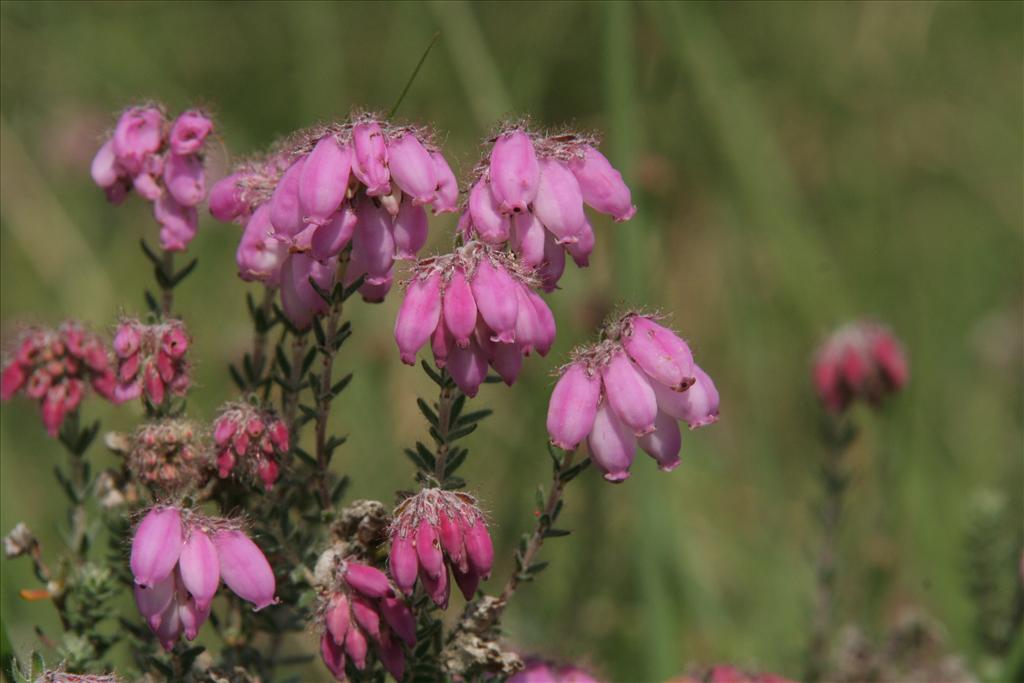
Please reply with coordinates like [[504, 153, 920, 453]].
[[388, 488, 494, 608], [91, 106, 214, 251], [394, 242, 556, 394], [210, 115, 459, 324], [812, 321, 908, 414], [459, 125, 635, 290], [509, 658, 601, 683], [130, 505, 276, 650], [126, 419, 208, 495], [1, 323, 116, 436], [212, 402, 289, 490], [112, 318, 190, 405], [547, 313, 719, 482], [317, 558, 415, 682]]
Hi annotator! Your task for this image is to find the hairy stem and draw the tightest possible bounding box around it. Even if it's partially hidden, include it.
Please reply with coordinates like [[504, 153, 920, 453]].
[[433, 375, 456, 482], [313, 256, 350, 510], [250, 285, 276, 391], [283, 333, 308, 432]]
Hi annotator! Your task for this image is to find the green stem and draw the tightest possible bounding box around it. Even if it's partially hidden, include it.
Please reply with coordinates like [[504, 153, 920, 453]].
[[433, 374, 456, 483], [161, 250, 174, 317]]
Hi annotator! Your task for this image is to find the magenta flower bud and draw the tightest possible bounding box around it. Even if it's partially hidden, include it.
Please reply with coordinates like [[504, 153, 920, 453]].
[[533, 159, 585, 244], [470, 259, 519, 343], [169, 110, 213, 156], [350, 595, 382, 642], [164, 153, 206, 207], [527, 290, 556, 357], [309, 203, 357, 262], [112, 107, 164, 174], [453, 564, 482, 602], [325, 592, 350, 645], [489, 130, 540, 214], [443, 267, 478, 348], [1, 363, 26, 401], [415, 519, 444, 580], [179, 595, 211, 641], [343, 562, 393, 599], [871, 331, 908, 391], [214, 417, 237, 447], [143, 361, 165, 406], [431, 318, 454, 368], [569, 146, 637, 221], [468, 180, 511, 243], [395, 272, 442, 365], [387, 133, 436, 205], [345, 622, 369, 670], [538, 230, 567, 292], [299, 136, 351, 226], [351, 121, 391, 196], [213, 529, 276, 610], [419, 562, 450, 609], [131, 506, 184, 588], [209, 172, 248, 222], [392, 197, 429, 259], [492, 342, 523, 386], [352, 198, 396, 285], [638, 410, 682, 472], [133, 170, 163, 202], [378, 631, 407, 681], [41, 396, 66, 437], [623, 317, 695, 392], [566, 220, 595, 267], [463, 518, 493, 579], [447, 339, 488, 398], [161, 326, 189, 360], [546, 362, 601, 450], [438, 510, 466, 570], [356, 269, 393, 303], [134, 573, 175, 631], [237, 204, 287, 285], [280, 253, 334, 330], [113, 324, 141, 358], [154, 194, 198, 252], [678, 364, 719, 429], [179, 528, 220, 612], [512, 211, 546, 267], [588, 401, 635, 482], [380, 596, 416, 647], [390, 535, 419, 595], [431, 151, 459, 213], [153, 595, 183, 652], [601, 352, 657, 436], [269, 158, 306, 238], [320, 633, 347, 680], [90, 139, 120, 188]]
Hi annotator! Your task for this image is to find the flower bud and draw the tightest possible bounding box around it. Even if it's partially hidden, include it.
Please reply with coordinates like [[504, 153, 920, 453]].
[[112, 107, 164, 174], [623, 316, 695, 391], [164, 153, 206, 207], [179, 594, 211, 641], [131, 506, 184, 588], [389, 535, 418, 595], [601, 351, 657, 435], [352, 197, 396, 285], [213, 529, 277, 610], [489, 130, 540, 214], [350, 595, 381, 642], [677, 365, 719, 429], [237, 204, 287, 285], [209, 172, 248, 222], [468, 180, 511, 243], [533, 159, 585, 244], [299, 136, 351, 226], [492, 342, 523, 385], [269, 157, 306, 238], [379, 596, 416, 646], [153, 194, 198, 252], [386, 133, 436, 205], [392, 196, 429, 259], [134, 573, 175, 631], [394, 272, 442, 365], [470, 259, 519, 343], [566, 219, 595, 267], [538, 229, 567, 291], [512, 211, 546, 267], [178, 528, 220, 612], [546, 362, 601, 450], [280, 253, 334, 330], [431, 151, 459, 213], [419, 561, 450, 609], [526, 289, 556, 357], [345, 622, 369, 670], [443, 267, 478, 348], [431, 318, 454, 368], [452, 564, 482, 602], [447, 338, 488, 398], [638, 410, 682, 472], [342, 562, 393, 599], [414, 519, 444, 580], [588, 401, 635, 482], [463, 518, 494, 579], [169, 110, 213, 156], [351, 121, 391, 196], [113, 324, 141, 358], [568, 146, 637, 221], [90, 139, 120, 188], [378, 631, 407, 680], [321, 633, 347, 680], [324, 592, 350, 645]]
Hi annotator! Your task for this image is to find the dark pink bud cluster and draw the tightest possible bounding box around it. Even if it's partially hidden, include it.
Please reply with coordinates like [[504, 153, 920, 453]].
[[547, 313, 718, 482], [1, 323, 116, 437], [91, 106, 214, 251], [112, 318, 190, 405], [212, 402, 289, 490], [812, 321, 908, 413], [509, 658, 602, 683], [388, 488, 493, 608], [459, 125, 635, 291], [130, 506, 276, 650], [127, 419, 209, 495], [394, 242, 556, 394], [210, 115, 458, 323], [318, 559, 414, 681]]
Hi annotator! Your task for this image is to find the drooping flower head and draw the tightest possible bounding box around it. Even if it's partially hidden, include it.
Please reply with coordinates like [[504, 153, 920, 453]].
[[130, 505, 276, 650], [126, 419, 210, 496], [112, 318, 191, 406], [314, 551, 413, 682], [1, 323, 116, 437], [394, 241, 556, 395], [459, 122, 636, 291], [812, 320, 908, 414], [388, 488, 493, 609], [91, 105, 214, 251], [209, 113, 459, 319], [212, 401, 289, 491], [546, 311, 718, 482]]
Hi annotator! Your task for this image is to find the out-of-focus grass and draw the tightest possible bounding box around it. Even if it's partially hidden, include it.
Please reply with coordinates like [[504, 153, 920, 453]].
[[1, 1, 1022, 681]]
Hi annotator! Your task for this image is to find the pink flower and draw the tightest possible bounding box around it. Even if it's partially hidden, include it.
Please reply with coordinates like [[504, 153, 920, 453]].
[[388, 488, 493, 606], [299, 135, 351, 227], [351, 121, 391, 196], [489, 129, 540, 214], [386, 133, 436, 205], [213, 529, 278, 610], [812, 321, 908, 413], [112, 106, 165, 174], [545, 312, 717, 482], [237, 204, 288, 286], [567, 146, 636, 221], [168, 110, 213, 156], [279, 253, 336, 330]]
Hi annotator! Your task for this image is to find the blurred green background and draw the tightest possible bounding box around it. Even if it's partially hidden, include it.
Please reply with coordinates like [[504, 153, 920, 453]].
[[1, 1, 1021, 681]]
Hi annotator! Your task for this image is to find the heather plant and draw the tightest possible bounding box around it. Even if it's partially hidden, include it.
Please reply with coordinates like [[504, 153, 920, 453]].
[[0, 80, 721, 681]]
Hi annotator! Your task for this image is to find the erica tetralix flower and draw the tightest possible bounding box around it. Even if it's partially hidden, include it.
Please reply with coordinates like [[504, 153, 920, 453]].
[[387, 488, 493, 608], [210, 114, 458, 309], [130, 506, 276, 650], [127, 419, 210, 496], [812, 320, 908, 414], [546, 312, 718, 482], [315, 556, 413, 682], [459, 123, 636, 291], [112, 318, 191, 406], [212, 402, 289, 490], [91, 105, 213, 251], [1, 323, 117, 437], [394, 241, 556, 395]]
